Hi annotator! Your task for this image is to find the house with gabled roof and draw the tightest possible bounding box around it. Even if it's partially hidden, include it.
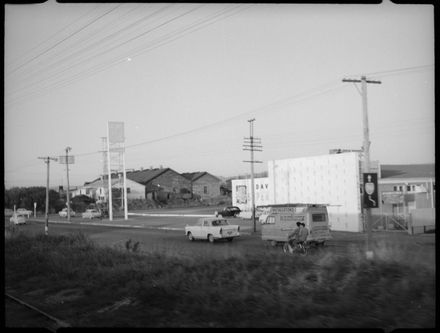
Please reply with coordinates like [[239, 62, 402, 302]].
[[181, 171, 222, 200], [378, 163, 435, 215], [71, 176, 145, 202], [126, 167, 191, 200]]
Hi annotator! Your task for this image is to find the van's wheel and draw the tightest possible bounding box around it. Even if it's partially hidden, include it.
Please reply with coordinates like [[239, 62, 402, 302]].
[[187, 232, 194, 241], [208, 234, 215, 243], [270, 240, 277, 247], [227, 237, 233, 242]]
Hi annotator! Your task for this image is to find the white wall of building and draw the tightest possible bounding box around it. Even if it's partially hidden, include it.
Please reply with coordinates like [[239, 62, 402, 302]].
[[231, 152, 370, 232], [268, 152, 363, 232]]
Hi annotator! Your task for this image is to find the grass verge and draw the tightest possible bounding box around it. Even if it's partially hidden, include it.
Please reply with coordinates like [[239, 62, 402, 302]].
[[5, 229, 435, 329]]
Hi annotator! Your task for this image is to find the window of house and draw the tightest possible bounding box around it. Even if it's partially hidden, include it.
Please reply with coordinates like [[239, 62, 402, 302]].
[[266, 216, 275, 224], [407, 185, 411, 192], [204, 186, 208, 194], [127, 188, 131, 193]]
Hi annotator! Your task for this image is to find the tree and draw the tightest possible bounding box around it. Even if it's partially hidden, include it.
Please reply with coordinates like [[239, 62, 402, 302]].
[[70, 195, 95, 213], [4, 187, 61, 213]]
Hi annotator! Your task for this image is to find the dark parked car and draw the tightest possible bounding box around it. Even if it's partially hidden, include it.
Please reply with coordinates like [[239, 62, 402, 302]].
[[216, 206, 241, 217]]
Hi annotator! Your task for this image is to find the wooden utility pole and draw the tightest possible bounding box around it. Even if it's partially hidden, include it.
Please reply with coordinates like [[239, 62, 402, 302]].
[[243, 119, 263, 232], [106, 125, 113, 221], [38, 156, 58, 235], [342, 76, 381, 258], [65, 147, 72, 221]]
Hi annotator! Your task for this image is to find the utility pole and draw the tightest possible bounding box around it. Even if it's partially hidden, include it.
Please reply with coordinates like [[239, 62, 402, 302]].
[[106, 125, 113, 221], [342, 75, 381, 258], [65, 147, 72, 222], [243, 119, 263, 232], [38, 156, 58, 235]]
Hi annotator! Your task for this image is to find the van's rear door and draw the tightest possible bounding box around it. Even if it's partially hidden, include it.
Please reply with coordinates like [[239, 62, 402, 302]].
[[309, 208, 331, 241]]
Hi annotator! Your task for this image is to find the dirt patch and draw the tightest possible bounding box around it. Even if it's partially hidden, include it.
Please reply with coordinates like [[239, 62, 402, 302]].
[[96, 297, 137, 313], [45, 288, 84, 304]]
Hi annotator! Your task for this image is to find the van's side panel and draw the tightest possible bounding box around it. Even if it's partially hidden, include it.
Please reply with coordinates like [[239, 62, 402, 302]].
[[261, 212, 304, 242], [261, 205, 332, 244]]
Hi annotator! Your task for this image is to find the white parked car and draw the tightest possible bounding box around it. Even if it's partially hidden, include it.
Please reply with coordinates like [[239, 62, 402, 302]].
[[16, 208, 32, 218], [185, 217, 240, 243], [82, 209, 101, 219], [59, 208, 76, 218], [10, 213, 26, 225]]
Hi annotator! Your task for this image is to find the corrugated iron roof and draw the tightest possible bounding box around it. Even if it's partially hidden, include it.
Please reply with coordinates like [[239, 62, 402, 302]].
[[126, 168, 172, 184], [181, 172, 206, 181], [380, 164, 435, 179], [181, 171, 221, 182]]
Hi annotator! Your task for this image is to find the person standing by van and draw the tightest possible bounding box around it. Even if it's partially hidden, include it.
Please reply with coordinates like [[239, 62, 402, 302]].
[[287, 222, 309, 249]]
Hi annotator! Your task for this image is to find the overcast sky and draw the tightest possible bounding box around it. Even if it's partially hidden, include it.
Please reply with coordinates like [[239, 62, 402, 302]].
[[4, 1, 434, 188]]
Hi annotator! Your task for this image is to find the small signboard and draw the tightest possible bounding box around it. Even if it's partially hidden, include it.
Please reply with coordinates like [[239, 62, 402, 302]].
[[108, 121, 125, 144], [59, 155, 75, 164], [363, 173, 379, 208]]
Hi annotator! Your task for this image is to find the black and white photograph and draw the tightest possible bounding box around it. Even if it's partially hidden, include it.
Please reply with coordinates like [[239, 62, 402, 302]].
[[4, 0, 435, 330]]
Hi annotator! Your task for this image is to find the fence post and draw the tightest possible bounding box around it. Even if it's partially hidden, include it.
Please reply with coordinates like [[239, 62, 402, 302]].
[[407, 212, 413, 235]]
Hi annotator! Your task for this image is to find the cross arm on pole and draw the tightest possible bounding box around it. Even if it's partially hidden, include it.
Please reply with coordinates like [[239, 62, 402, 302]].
[[342, 78, 381, 84]]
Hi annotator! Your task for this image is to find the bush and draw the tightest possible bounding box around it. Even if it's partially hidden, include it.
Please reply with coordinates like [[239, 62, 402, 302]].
[[71, 195, 95, 212]]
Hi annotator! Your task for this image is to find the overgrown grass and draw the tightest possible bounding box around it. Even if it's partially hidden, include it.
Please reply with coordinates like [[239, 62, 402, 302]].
[[5, 231, 435, 329]]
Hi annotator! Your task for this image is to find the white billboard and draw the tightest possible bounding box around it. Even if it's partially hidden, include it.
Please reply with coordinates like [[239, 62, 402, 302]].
[[108, 121, 125, 144], [232, 178, 271, 212]]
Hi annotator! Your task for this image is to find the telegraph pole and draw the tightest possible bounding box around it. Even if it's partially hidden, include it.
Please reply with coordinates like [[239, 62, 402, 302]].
[[342, 75, 381, 258], [38, 156, 58, 235], [65, 147, 72, 221], [106, 125, 113, 221], [243, 119, 263, 232]]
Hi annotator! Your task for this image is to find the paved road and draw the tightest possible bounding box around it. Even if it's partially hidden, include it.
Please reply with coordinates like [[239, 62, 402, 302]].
[[9, 208, 435, 263], [14, 218, 277, 261], [26, 210, 259, 233]]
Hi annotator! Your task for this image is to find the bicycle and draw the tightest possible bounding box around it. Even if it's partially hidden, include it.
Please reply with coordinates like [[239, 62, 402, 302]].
[[283, 240, 308, 256]]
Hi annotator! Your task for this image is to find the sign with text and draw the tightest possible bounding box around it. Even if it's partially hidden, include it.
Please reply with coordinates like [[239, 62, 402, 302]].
[[363, 173, 379, 208]]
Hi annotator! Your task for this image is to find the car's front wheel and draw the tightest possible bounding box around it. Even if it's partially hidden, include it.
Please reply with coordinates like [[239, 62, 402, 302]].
[[187, 232, 194, 241]]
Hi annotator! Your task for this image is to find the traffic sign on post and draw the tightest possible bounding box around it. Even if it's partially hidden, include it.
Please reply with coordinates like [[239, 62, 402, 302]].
[[363, 173, 379, 208]]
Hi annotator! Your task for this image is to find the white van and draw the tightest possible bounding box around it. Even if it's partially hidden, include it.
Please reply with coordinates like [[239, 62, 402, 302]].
[[259, 204, 332, 246]]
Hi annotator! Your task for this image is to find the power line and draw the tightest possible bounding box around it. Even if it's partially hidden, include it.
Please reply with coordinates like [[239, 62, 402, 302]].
[[5, 4, 206, 105], [6, 3, 167, 89], [347, 64, 433, 80], [7, 4, 123, 76], [36, 80, 349, 160], [5, 4, 245, 107], [4, 4, 101, 74]]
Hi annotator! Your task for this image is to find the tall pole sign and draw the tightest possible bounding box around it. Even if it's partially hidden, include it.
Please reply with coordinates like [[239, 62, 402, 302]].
[[107, 121, 127, 221]]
